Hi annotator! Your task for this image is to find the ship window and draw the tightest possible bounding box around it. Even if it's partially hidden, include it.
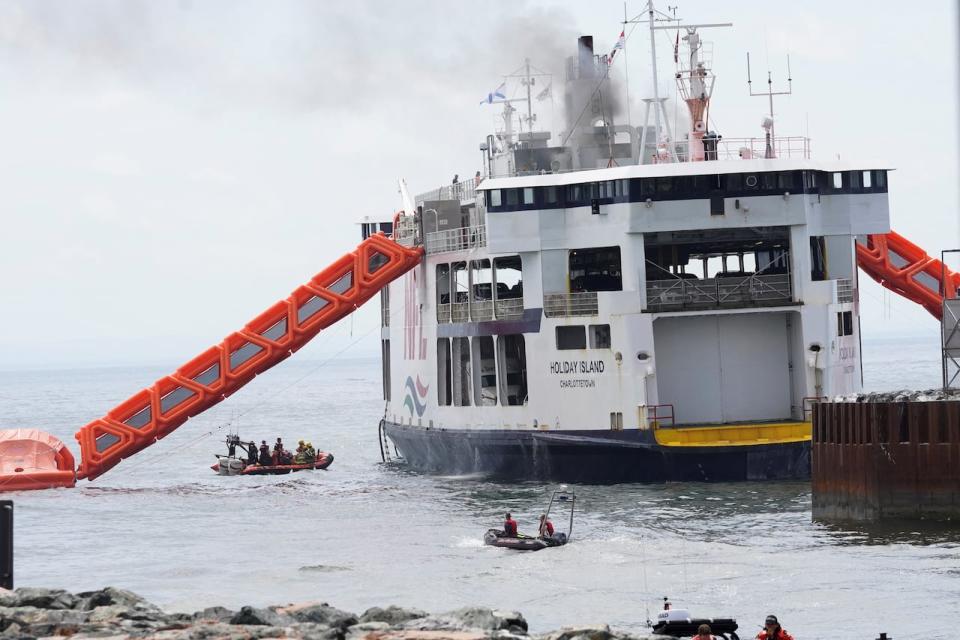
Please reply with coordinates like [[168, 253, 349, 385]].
[[656, 177, 673, 194], [837, 311, 854, 337], [761, 172, 777, 190], [777, 172, 796, 190], [451, 262, 469, 304], [589, 324, 611, 348], [570, 246, 622, 292], [497, 334, 528, 406], [545, 185, 559, 204], [506, 188, 519, 206], [831, 173, 843, 189], [873, 170, 887, 189], [452, 337, 472, 406], [803, 171, 819, 191], [567, 184, 583, 203], [710, 196, 725, 216], [862, 171, 872, 188], [744, 174, 759, 189], [436, 264, 450, 306], [639, 178, 656, 197], [472, 336, 497, 406], [471, 259, 492, 301], [382, 340, 391, 401], [725, 173, 743, 190], [437, 338, 452, 406], [493, 255, 523, 301], [556, 325, 587, 350], [620, 179, 630, 196], [490, 189, 502, 207], [810, 236, 827, 281], [845, 171, 861, 190], [522, 187, 535, 204]]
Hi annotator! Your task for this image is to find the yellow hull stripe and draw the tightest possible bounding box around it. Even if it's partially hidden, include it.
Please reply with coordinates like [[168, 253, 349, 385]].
[[653, 421, 812, 447]]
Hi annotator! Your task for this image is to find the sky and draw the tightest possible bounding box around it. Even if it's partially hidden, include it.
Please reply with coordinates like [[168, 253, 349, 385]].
[[0, 0, 957, 370]]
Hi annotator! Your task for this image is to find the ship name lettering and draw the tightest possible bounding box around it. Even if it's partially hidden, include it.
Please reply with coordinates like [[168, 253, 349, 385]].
[[550, 360, 605, 375]]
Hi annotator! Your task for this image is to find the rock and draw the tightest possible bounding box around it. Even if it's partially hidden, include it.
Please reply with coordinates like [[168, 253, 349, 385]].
[[407, 608, 528, 633], [76, 587, 159, 613], [193, 606, 237, 622], [8, 587, 80, 610], [297, 621, 345, 640], [228, 605, 294, 627], [360, 606, 428, 626], [537, 626, 615, 640], [0, 605, 89, 636], [277, 602, 358, 630]]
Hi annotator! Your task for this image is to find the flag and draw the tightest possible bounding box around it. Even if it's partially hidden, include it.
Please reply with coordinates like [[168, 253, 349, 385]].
[[480, 82, 507, 105], [608, 30, 625, 65], [536, 82, 552, 101]]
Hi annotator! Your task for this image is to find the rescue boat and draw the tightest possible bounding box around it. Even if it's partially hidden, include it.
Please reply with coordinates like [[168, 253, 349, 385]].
[[211, 452, 334, 476], [483, 487, 575, 551], [0, 429, 76, 491]]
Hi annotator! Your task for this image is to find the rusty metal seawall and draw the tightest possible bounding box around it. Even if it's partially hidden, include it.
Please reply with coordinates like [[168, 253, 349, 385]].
[[812, 401, 960, 521]]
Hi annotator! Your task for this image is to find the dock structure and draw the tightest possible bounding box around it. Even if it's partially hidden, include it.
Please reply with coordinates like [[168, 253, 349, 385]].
[[812, 395, 960, 521]]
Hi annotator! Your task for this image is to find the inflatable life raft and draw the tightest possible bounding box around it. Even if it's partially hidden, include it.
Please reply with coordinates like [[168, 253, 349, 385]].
[[483, 529, 568, 551], [211, 452, 334, 476], [0, 429, 76, 491]]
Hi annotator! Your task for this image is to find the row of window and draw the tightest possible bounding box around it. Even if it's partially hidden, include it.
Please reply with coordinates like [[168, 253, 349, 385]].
[[557, 324, 611, 350], [485, 170, 889, 212], [437, 335, 528, 407]]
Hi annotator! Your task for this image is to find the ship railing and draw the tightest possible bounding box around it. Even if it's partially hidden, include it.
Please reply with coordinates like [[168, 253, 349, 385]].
[[646, 135, 812, 164], [425, 224, 487, 255], [393, 216, 420, 247], [647, 404, 675, 428], [471, 300, 494, 321], [415, 178, 478, 207], [543, 291, 599, 318], [837, 278, 855, 303], [450, 302, 470, 323], [437, 303, 452, 323], [494, 298, 525, 319], [646, 274, 793, 312]]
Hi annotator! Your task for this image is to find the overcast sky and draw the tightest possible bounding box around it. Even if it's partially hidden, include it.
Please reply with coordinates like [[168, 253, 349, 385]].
[[0, 0, 957, 370]]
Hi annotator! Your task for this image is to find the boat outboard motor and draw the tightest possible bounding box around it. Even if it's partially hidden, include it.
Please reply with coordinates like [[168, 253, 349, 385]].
[[652, 607, 739, 640]]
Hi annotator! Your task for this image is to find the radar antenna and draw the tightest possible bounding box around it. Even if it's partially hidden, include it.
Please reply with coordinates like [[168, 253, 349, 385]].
[[746, 52, 793, 158]]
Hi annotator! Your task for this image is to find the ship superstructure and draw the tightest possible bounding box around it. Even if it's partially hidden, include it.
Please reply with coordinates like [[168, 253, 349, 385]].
[[372, 5, 892, 482]]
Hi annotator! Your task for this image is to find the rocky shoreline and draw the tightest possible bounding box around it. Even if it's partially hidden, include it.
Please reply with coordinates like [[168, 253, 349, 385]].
[[0, 587, 660, 640]]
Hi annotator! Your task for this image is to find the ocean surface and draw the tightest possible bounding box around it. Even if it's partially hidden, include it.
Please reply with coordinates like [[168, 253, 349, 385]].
[[1, 332, 958, 640]]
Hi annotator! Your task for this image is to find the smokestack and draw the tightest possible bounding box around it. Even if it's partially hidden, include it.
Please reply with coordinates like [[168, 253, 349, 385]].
[[578, 36, 594, 78]]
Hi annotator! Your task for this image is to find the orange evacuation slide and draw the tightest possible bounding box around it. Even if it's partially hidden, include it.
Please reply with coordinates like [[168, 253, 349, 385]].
[[0, 429, 77, 491], [857, 231, 960, 321], [69, 233, 422, 482]]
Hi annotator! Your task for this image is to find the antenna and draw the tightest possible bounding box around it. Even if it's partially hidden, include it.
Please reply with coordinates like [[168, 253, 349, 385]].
[[746, 51, 793, 158]]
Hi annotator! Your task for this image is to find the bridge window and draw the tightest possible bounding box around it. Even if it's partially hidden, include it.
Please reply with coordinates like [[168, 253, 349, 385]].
[[570, 246, 622, 292], [497, 334, 528, 406], [489, 190, 502, 207], [831, 172, 843, 189], [845, 171, 861, 189], [862, 171, 872, 188], [557, 325, 587, 350], [472, 336, 497, 406], [522, 187, 535, 205], [873, 170, 887, 189], [567, 184, 583, 203], [803, 171, 819, 191], [505, 188, 519, 206], [437, 338, 451, 406], [545, 186, 559, 204], [452, 337, 472, 406], [777, 172, 796, 190]]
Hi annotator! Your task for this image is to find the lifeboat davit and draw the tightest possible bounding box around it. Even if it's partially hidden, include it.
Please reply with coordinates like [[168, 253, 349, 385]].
[[0, 429, 77, 491]]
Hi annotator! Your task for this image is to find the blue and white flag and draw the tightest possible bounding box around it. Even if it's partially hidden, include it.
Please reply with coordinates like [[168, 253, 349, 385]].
[[480, 82, 507, 105]]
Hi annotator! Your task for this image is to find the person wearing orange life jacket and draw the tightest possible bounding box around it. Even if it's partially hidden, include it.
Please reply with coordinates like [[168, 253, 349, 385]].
[[691, 623, 716, 640], [538, 513, 554, 538], [755, 615, 794, 640], [503, 512, 518, 537]]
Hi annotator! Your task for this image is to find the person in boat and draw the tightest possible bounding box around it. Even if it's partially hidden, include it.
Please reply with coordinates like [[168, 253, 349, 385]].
[[227, 436, 237, 458], [303, 442, 316, 463], [293, 440, 308, 464], [273, 437, 284, 459], [503, 512, 518, 537], [537, 513, 554, 539], [755, 615, 794, 640], [258, 440, 272, 466], [692, 623, 716, 640], [246, 441, 258, 465]]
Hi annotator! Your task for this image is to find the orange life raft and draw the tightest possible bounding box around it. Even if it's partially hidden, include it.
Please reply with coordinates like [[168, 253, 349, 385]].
[[0, 429, 76, 491]]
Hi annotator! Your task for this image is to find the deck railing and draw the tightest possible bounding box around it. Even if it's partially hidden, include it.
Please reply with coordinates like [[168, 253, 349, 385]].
[[436, 298, 525, 323], [415, 178, 478, 206], [646, 273, 793, 312], [543, 292, 599, 317], [424, 225, 487, 255]]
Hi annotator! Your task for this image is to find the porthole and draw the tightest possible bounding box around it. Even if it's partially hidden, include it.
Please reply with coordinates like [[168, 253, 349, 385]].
[[745, 175, 759, 188], [637, 351, 651, 361]]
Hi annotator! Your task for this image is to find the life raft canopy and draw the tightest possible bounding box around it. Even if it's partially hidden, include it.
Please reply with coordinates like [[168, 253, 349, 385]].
[[0, 429, 76, 491]]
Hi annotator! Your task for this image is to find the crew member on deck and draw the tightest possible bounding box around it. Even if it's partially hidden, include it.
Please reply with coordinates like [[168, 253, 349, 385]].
[[247, 442, 258, 465], [503, 512, 518, 537], [755, 615, 793, 640], [258, 440, 272, 466], [538, 514, 554, 538], [692, 623, 716, 640], [273, 437, 284, 459]]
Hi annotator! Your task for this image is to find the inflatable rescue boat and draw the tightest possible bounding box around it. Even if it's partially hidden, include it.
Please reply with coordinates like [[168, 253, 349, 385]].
[[211, 452, 334, 476], [484, 487, 575, 551], [651, 601, 739, 639]]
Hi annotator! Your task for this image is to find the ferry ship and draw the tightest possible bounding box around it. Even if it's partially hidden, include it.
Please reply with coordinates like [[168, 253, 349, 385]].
[[370, 5, 892, 483]]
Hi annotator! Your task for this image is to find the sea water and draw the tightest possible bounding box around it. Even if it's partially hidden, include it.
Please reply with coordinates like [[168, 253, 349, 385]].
[[1, 333, 957, 639]]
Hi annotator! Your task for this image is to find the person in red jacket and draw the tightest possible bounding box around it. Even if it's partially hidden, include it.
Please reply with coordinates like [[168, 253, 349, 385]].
[[503, 512, 518, 537], [756, 615, 794, 640], [538, 513, 554, 538], [691, 623, 715, 640]]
